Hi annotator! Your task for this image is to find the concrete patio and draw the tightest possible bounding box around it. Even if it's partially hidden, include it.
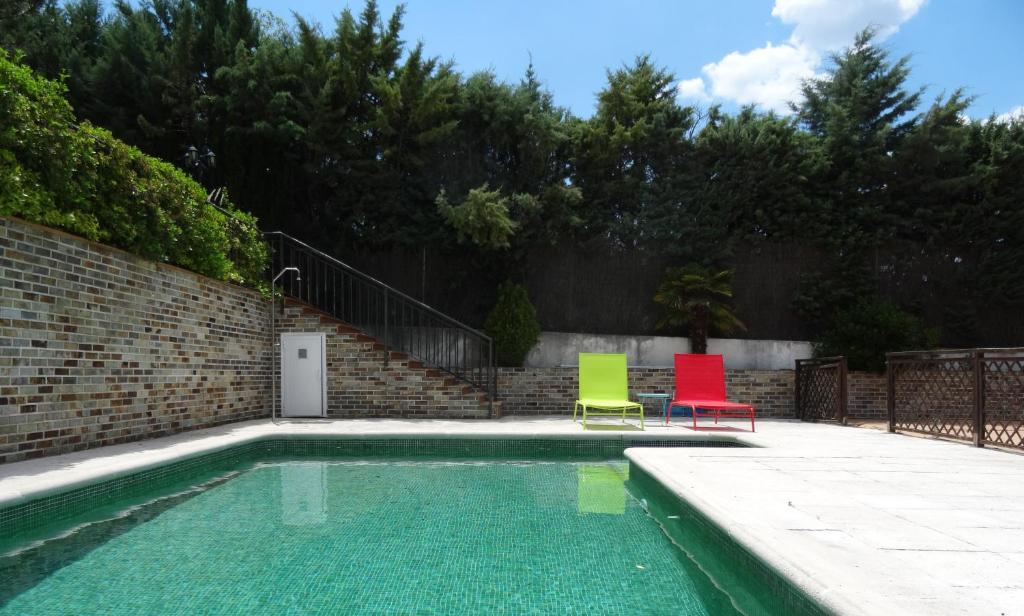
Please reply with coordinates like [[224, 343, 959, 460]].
[[1, 417, 1022, 615]]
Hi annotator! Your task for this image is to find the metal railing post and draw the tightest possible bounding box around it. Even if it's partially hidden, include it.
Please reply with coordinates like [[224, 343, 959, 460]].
[[382, 290, 389, 363], [487, 341, 494, 418]]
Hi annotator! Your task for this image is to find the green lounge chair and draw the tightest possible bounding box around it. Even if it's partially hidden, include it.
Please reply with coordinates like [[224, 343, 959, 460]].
[[573, 352, 645, 429]]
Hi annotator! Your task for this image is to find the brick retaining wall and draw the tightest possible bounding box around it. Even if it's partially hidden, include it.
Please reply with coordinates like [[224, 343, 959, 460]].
[[848, 372, 887, 419], [0, 218, 271, 463], [0, 218, 498, 464], [498, 367, 890, 420], [497, 367, 795, 417]]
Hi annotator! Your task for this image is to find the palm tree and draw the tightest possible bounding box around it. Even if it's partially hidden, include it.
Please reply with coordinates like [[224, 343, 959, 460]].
[[653, 265, 745, 354]]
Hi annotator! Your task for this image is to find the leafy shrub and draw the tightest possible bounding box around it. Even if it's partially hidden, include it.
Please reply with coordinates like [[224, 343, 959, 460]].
[[436, 185, 518, 250], [484, 281, 541, 366], [815, 298, 938, 372], [0, 50, 267, 289]]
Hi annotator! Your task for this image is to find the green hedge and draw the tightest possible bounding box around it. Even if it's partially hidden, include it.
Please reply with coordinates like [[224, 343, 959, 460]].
[[0, 50, 266, 289], [485, 281, 541, 366], [815, 298, 938, 372]]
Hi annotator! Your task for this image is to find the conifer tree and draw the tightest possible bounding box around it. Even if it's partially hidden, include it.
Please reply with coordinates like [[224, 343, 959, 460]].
[[796, 28, 922, 248]]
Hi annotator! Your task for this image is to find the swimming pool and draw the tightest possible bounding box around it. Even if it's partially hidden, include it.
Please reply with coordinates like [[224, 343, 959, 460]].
[[0, 439, 825, 615]]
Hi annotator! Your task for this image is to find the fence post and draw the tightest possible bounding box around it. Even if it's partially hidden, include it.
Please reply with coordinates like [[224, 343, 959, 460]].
[[886, 354, 896, 433], [794, 359, 802, 421], [839, 356, 848, 426], [973, 350, 985, 447]]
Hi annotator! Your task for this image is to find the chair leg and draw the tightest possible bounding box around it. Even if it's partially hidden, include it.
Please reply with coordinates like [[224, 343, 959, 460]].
[[750, 408, 756, 432], [582, 405, 587, 429], [638, 405, 644, 431], [692, 407, 698, 431], [573, 401, 578, 422]]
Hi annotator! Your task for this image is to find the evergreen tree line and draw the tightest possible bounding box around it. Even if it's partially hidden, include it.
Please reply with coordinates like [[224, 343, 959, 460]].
[[2, 0, 1022, 347]]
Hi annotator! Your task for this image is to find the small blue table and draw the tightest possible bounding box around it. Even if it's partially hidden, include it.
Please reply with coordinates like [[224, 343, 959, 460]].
[[636, 393, 671, 424]]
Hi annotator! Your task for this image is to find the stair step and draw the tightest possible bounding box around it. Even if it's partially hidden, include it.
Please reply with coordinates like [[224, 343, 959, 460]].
[[275, 237, 496, 418], [327, 319, 359, 332]]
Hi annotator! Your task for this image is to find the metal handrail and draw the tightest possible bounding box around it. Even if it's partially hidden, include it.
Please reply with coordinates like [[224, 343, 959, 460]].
[[265, 232, 489, 337], [265, 232, 496, 415]]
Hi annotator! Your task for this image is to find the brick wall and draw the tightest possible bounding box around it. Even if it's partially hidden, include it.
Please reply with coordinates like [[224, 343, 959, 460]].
[[274, 300, 491, 418], [0, 217, 271, 463], [497, 367, 795, 418], [0, 218, 500, 464], [848, 372, 887, 419], [498, 367, 891, 420]]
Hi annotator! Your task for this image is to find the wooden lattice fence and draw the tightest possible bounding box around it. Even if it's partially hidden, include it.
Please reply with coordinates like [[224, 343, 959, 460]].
[[887, 348, 1024, 449], [795, 357, 848, 423]]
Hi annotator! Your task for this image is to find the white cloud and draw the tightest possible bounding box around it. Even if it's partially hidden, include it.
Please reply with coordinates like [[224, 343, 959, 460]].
[[677, 77, 710, 102], [679, 0, 927, 114], [995, 105, 1024, 124], [773, 0, 927, 50], [701, 43, 820, 114]]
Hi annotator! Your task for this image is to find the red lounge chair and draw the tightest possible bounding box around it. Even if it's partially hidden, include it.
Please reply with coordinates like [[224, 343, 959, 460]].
[[669, 353, 756, 432]]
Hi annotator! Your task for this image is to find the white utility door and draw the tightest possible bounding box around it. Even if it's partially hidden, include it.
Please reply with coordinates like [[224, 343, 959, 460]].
[[281, 333, 326, 417]]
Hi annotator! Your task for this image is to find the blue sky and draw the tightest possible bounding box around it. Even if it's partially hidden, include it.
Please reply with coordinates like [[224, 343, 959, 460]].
[[250, 0, 1023, 121]]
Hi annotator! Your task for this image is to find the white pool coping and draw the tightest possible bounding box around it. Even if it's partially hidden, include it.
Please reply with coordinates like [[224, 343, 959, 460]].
[[2, 418, 1023, 615], [0, 416, 740, 508], [626, 422, 1024, 616]]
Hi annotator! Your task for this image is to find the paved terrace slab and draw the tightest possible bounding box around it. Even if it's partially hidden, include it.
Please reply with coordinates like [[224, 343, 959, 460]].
[[2, 418, 1022, 615], [627, 421, 1024, 616]]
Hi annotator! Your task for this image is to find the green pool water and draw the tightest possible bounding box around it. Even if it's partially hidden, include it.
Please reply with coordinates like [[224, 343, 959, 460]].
[[0, 458, 814, 615]]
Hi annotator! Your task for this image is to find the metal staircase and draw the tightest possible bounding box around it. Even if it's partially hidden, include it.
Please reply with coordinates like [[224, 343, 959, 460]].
[[265, 232, 496, 415]]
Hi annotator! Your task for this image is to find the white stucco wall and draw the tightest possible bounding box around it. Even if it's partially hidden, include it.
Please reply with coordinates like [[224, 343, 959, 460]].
[[523, 332, 813, 370]]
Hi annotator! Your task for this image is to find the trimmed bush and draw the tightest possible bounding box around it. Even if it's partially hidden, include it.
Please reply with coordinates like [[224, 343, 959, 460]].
[[815, 298, 938, 372], [0, 50, 266, 289], [485, 281, 541, 366]]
